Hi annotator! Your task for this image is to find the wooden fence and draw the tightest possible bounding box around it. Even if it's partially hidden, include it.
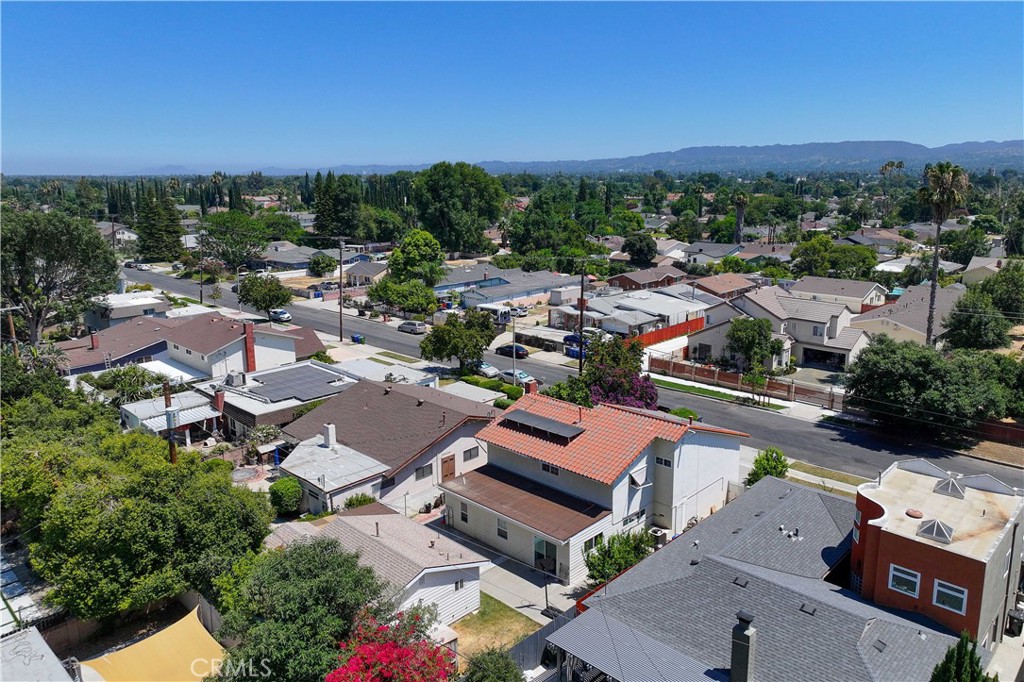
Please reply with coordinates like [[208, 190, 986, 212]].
[[635, 317, 705, 347], [648, 356, 845, 411]]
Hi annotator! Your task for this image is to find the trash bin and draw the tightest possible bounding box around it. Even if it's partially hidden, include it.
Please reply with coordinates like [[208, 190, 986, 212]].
[[543, 341, 556, 352], [566, 346, 584, 360], [1007, 609, 1024, 637], [351, 334, 365, 344]]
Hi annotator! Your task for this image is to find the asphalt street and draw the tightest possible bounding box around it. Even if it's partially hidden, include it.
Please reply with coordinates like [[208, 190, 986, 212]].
[[127, 268, 1023, 487]]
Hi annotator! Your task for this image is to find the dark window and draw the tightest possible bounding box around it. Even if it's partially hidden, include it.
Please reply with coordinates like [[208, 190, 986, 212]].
[[460, 502, 468, 523], [497, 518, 508, 539], [463, 446, 479, 462], [415, 464, 433, 481]]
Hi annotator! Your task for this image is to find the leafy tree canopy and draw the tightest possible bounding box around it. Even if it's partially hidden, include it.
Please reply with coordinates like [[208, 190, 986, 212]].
[[462, 648, 526, 682], [419, 310, 496, 370], [929, 632, 998, 682], [1, 208, 119, 345], [326, 608, 453, 682], [308, 253, 337, 278], [726, 318, 785, 372], [942, 289, 1012, 350], [413, 162, 505, 253], [269, 477, 303, 516], [584, 531, 654, 585], [202, 210, 270, 271], [745, 446, 789, 486], [623, 232, 657, 268], [389, 229, 446, 286], [367, 278, 438, 315], [238, 275, 293, 316]]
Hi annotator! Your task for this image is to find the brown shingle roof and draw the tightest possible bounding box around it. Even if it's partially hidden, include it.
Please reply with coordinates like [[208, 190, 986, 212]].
[[611, 266, 684, 286], [282, 381, 495, 474], [160, 314, 298, 355], [693, 273, 756, 297], [287, 326, 327, 360], [441, 464, 612, 541], [57, 317, 187, 370]]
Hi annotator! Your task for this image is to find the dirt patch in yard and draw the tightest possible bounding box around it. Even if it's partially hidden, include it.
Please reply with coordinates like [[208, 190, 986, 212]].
[[452, 593, 539, 659], [968, 440, 1024, 468]]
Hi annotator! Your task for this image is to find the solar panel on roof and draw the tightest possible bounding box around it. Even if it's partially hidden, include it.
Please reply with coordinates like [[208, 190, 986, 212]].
[[249, 365, 350, 403], [501, 411, 584, 440]]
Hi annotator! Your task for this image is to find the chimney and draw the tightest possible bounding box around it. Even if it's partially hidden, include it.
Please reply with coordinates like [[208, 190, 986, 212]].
[[322, 423, 336, 447], [214, 390, 225, 412], [243, 322, 256, 372], [90, 331, 99, 351], [730, 611, 757, 682], [525, 380, 539, 394]]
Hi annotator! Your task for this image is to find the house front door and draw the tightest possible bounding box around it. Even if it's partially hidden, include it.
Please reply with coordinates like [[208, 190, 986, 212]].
[[441, 455, 456, 482]]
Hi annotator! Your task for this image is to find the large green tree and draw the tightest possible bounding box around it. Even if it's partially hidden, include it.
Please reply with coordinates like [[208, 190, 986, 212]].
[[543, 337, 658, 410], [623, 232, 657, 268], [791, 234, 833, 277], [418, 310, 496, 370], [201, 210, 270, 271], [135, 193, 185, 260], [413, 162, 505, 253], [942, 289, 1012, 350], [238, 275, 294, 317], [944, 228, 991, 267], [214, 538, 388, 682], [388, 229, 446, 286], [1, 209, 119, 345], [726, 318, 785, 372], [919, 162, 971, 344], [929, 632, 997, 682], [978, 259, 1024, 321]]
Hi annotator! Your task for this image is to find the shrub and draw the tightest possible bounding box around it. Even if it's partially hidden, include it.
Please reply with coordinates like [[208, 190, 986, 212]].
[[308, 253, 337, 278], [584, 531, 655, 585], [493, 398, 515, 410], [499, 384, 524, 400], [292, 399, 326, 419], [669, 407, 699, 421], [463, 648, 524, 682], [269, 477, 303, 516], [310, 350, 336, 364], [344, 493, 376, 510], [210, 442, 233, 456], [745, 446, 788, 486], [203, 458, 234, 475]]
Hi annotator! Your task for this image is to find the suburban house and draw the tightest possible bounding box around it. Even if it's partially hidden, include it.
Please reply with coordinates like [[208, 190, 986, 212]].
[[95, 221, 138, 247], [266, 502, 489, 627], [605, 265, 686, 292], [735, 242, 795, 265], [257, 241, 369, 270], [850, 284, 966, 346], [279, 424, 392, 512], [681, 242, 743, 265], [435, 264, 570, 308], [655, 238, 689, 261], [284, 211, 316, 229], [441, 394, 748, 585], [57, 317, 187, 375], [961, 256, 1008, 286], [787, 276, 888, 313], [853, 459, 1023, 649], [685, 306, 793, 370], [693, 272, 758, 301], [193, 361, 356, 440], [1, 627, 74, 682], [548, 285, 722, 337], [283, 381, 496, 514], [344, 261, 389, 287], [545, 477, 963, 682], [839, 228, 917, 255], [119, 390, 222, 447], [733, 286, 871, 368], [334, 357, 438, 388], [84, 291, 170, 331], [161, 315, 303, 378]]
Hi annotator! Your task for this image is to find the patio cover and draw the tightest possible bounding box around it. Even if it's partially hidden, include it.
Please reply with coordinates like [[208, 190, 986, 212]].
[[79, 608, 222, 682], [142, 405, 221, 433]]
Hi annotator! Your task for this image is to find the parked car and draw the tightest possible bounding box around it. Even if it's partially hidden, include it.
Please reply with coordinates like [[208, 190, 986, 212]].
[[562, 333, 590, 347], [397, 320, 427, 335], [582, 326, 613, 343], [320, 281, 338, 290], [135, 263, 152, 271], [306, 284, 321, 291], [123, 261, 136, 269], [469, 361, 500, 379], [495, 343, 529, 359], [499, 369, 536, 386], [171, 263, 184, 271], [509, 306, 529, 317], [268, 309, 292, 322]]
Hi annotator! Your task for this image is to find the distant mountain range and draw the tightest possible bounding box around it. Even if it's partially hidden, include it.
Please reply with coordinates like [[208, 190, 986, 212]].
[[133, 139, 1023, 177]]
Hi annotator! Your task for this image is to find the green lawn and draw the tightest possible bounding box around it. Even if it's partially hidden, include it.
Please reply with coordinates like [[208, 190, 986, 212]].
[[788, 461, 870, 487], [377, 350, 420, 364], [652, 378, 787, 409], [452, 593, 540, 659], [786, 476, 856, 499]]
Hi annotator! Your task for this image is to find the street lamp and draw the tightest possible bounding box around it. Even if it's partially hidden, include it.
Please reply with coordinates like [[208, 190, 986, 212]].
[[236, 266, 249, 313]]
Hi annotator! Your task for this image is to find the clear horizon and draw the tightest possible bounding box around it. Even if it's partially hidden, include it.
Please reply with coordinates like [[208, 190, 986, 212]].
[[2, 2, 1022, 175]]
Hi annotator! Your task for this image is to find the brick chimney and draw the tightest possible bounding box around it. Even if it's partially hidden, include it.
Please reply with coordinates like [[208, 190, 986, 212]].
[[730, 611, 757, 682], [524, 380, 539, 394], [90, 331, 99, 350], [243, 322, 256, 372], [213, 390, 225, 412]]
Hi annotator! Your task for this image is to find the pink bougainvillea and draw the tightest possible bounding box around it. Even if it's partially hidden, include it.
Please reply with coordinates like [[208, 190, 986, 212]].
[[326, 611, 455, 682]]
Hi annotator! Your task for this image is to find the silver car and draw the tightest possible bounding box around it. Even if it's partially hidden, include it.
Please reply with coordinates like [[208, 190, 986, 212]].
[[397, 320, 427, 334]]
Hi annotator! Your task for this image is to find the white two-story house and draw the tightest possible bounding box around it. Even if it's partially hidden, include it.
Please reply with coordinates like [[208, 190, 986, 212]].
[[160, 314, 299, 378], [441, 394, 747, 585]]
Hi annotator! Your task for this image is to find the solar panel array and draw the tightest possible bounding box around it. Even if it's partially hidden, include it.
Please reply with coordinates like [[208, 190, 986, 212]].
[[501, 410, 584, 440], [249, 364, 351, 403]]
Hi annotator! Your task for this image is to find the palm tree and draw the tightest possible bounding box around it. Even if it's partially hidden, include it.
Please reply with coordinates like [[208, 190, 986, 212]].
[[918, 161, 971, 345], [210, 171, 225, 207], [732, 191, 749, 243], [693, 183, 705, 218]]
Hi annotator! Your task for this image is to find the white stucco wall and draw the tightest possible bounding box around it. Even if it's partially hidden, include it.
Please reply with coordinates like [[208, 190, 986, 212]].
[[487, 446, 612, 508]]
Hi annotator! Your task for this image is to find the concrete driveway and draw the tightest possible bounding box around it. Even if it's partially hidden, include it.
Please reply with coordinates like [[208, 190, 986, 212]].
[[425, 519, 582, 624]]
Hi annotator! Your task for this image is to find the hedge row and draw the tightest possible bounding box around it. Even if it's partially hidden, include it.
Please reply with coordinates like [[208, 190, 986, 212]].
[[460, 375, 524, 400]]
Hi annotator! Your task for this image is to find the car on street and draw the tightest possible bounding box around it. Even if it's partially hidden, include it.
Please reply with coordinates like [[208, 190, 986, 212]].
[[320, 281, 338, 290], [499, 369, 536, 386], [563, 333, 590, 347], [123, 261, 136, 269], [509, 306, 529, 317], [495, 343, 529, 359], [397, 320, 427, 335], [268, 309, 292, 322], [135, 263, 152, 271], [171, 263, 184, 271], [469, 361, 500, 379], [306, 284, 321, 291]]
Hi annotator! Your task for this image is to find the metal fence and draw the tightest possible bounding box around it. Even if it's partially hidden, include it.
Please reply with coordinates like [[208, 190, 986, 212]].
[[508, 609, 577, 671]]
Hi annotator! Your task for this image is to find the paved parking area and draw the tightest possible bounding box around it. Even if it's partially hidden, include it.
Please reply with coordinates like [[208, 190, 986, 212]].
[[789, 366, 846, 387], [424, 519, 583, 624]]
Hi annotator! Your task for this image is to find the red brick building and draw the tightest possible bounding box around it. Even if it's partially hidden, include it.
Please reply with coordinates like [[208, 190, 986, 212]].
[[851, 460, 1023, 650]]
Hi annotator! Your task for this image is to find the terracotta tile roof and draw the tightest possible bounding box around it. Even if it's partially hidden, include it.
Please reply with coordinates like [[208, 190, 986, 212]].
[[476, 394, 691, 485]]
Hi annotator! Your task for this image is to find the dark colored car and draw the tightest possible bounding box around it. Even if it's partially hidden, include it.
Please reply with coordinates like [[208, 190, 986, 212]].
[[562, 333, 589, 347], [495, 343, 529, 359]]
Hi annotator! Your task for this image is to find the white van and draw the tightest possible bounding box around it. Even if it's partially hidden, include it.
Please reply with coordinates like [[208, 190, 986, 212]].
[[476, 303, 512, 324]]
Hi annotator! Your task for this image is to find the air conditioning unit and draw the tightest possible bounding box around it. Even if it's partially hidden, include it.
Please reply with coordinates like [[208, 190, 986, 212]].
[[649, 527, 667, 549], [224, 370, 246, 387]]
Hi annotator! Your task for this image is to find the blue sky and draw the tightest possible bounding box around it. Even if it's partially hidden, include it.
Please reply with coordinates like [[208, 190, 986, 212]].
[[2, 2, 1022, 174]]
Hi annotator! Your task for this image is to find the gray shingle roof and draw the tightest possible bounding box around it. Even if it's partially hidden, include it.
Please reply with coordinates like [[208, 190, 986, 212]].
[[683, 242, 742, 259], [851, 284, 965, 337], [790, 276, 884, 300], [549, 478, 959, 682], [743, 286, 847, 323]]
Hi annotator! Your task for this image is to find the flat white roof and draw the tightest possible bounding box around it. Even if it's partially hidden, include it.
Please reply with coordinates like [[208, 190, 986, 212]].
[[281, 436, 389, 491], [336, 358, 432, 385], [138, 358, 209, 383], [439, 382, 504, 403], [92, 292, 164, 308]]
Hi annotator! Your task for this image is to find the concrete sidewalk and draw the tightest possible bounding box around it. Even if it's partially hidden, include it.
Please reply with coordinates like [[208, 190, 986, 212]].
[[740, 445, 861, 495], [650, 372, 837, 422]]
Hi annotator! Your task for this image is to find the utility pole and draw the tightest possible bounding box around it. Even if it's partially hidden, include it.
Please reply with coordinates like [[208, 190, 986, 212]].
[[511, 312, 517, 383], [198, 227, 205, 305], [338, 238, 346, 342], [163, 381, 177, 464], [578, 261, 587, 375]]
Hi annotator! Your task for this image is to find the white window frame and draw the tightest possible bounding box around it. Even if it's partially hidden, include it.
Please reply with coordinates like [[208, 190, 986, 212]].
[[463, 446, 479, 462], [454, 578, 465, 591], [460, 502, 468, 524], [583, 533, 604, 554], [932, 580, 967, 616], [852, 526, 860, 544], [812, 325, 824, 337], [887, 564, 920, 598], [497, 518, 508, 540]]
